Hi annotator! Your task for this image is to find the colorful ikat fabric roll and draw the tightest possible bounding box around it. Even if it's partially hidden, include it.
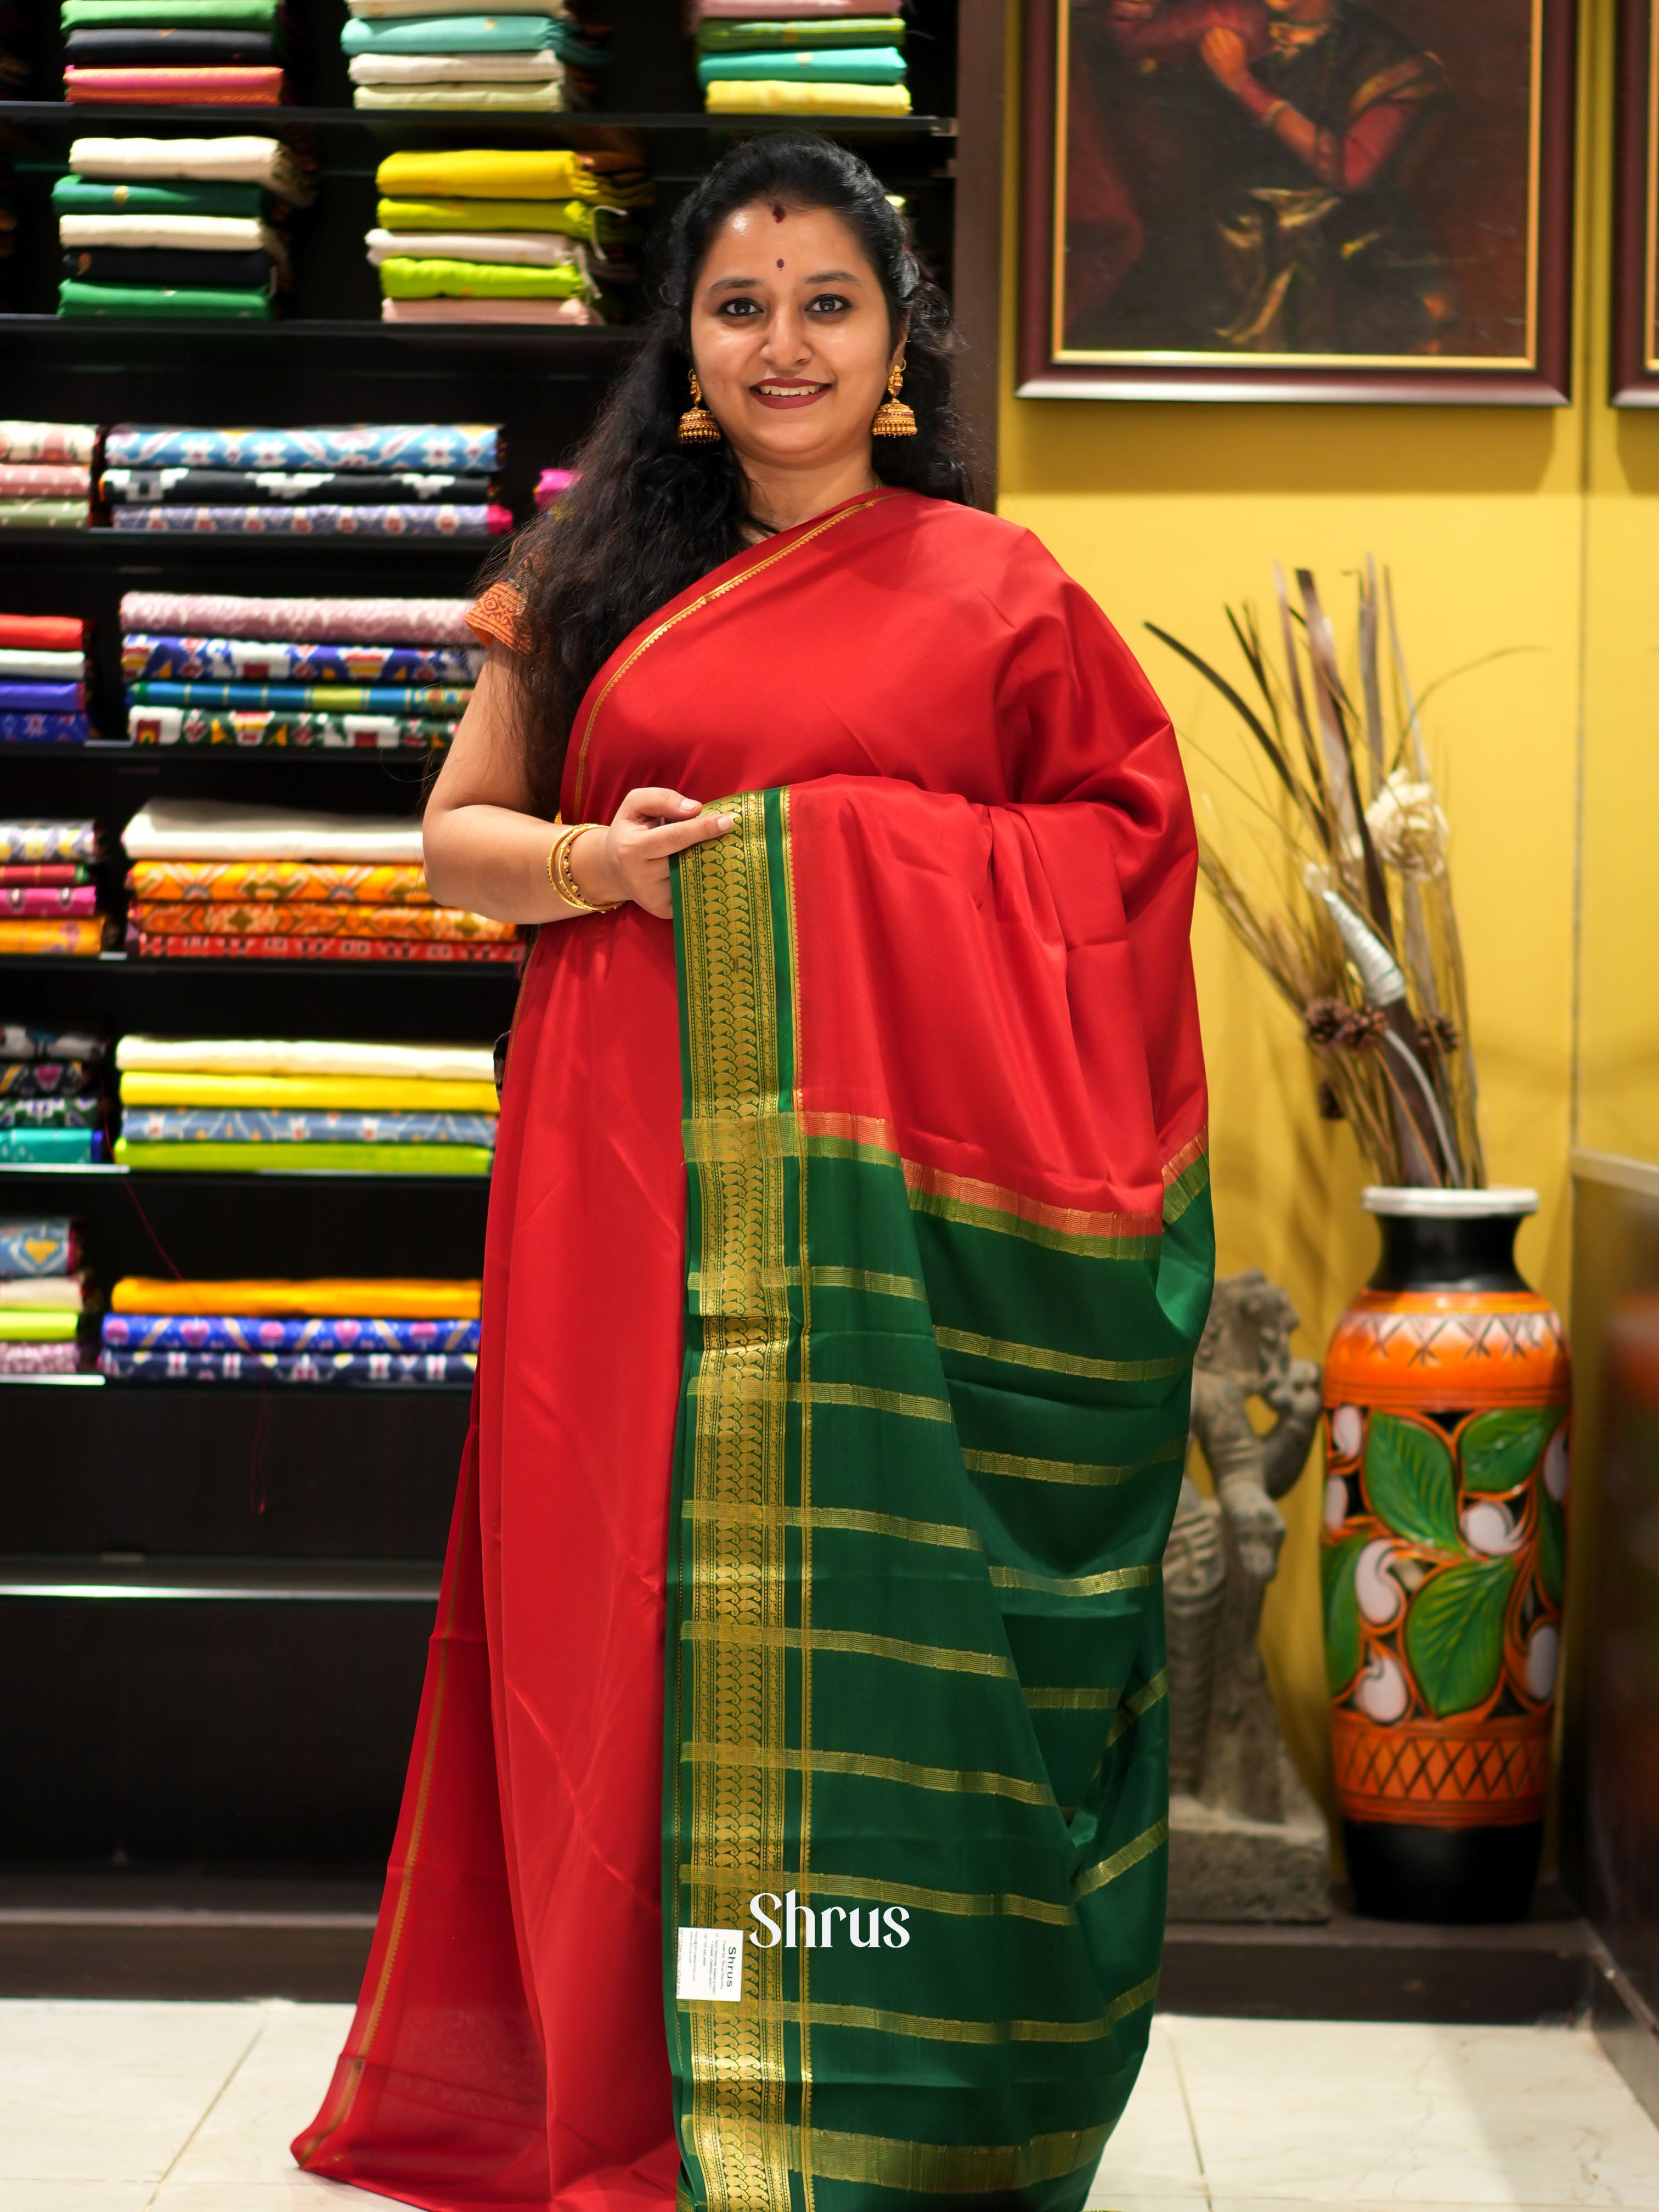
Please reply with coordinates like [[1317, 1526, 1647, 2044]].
[[0, 821, 99, 862], [0, 712, 92, 743], [112, 504, 509, 535], [119, 592, 476, 645], [99, 1346, 478, 1384], [120, 1108, 498, 1145], [103, 1312, 482, 1352], [105, 424, 502, 471], [128, 708, 455, 748], [0, 1218, 79, 1276]]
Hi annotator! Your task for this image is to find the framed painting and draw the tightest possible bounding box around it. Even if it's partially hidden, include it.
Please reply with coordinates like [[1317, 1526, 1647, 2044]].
[[1613, 0, 1659, 402], [1018, 0, 1577, 402]]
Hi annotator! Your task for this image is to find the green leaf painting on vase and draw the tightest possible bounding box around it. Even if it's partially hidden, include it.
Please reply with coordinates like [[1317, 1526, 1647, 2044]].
[[1362, 1413, 1462, 1553], [1460, 1406, 1566, 1494], [1403, 1555, 1517, 1717], [1322, 1532, 1366, 1695]]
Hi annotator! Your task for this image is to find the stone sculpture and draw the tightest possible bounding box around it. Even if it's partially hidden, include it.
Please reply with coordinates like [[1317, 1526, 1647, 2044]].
[[1165, 1269, 1330, 1920]]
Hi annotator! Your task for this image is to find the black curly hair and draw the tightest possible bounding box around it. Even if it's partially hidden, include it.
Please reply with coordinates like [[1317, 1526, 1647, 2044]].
[[488, 131, 971, 815]]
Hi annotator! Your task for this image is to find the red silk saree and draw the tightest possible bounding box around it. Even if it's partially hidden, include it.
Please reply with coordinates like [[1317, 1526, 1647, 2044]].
[[294, 489, 1212, 2212]]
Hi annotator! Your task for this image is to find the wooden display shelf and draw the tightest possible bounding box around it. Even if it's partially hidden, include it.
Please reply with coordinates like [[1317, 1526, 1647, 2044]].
[[0, 101, 955, 139]]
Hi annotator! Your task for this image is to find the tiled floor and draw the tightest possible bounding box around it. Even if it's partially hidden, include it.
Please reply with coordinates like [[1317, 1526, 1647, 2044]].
[[1, 2000, 1656, 2209]]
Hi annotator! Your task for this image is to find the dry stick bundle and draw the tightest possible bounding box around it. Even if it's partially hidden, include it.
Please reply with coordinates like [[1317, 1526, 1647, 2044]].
[[1150, 561, 1487, 1190]]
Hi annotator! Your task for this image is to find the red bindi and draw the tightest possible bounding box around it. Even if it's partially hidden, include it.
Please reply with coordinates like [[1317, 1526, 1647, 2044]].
[[776, 258, 785, 269]]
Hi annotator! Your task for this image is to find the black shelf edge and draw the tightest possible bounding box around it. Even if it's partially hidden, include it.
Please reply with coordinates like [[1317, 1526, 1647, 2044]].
[[0, 1162, 492, 1182], [0, 101, 955, 136], [0, 741, 447, 760], [0, 313, 641, 357], [0, 953, 518, 973], [0, 526, 511, 557], [0, 1554, 443, 1600]]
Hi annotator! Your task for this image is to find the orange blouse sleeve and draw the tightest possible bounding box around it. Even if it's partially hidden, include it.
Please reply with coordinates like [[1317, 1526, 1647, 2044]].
[[467, 577, 531, 654]]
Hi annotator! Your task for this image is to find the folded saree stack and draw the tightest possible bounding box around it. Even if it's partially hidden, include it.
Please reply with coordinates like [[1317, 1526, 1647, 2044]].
[[0, 1025, 110, 1165], [0, 1216, 96, 1377], [0, 614, 97, 745], [0, 822, 114, 957], [0, 422, 95, 531], [59, 137, 314, 320], [62, 0, 291, 104], [120, 589, 479, 748], [371, 146, 649, 323], [114, 1034, 496, 1173], [343, 0, 605, 112], [101, 1274, 481, 1384], [121, 798, 520, 962], [690, 0, 909, 114], [103, 422, 509, 534]]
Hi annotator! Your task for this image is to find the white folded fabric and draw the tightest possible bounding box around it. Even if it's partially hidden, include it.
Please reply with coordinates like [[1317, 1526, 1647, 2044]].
[[0, 1277, 88, 1312], [122, 799, 425, 864], [353, 78, 568, 108], [380, 296, 600, 323], [117, 1035, 495, 1081], [67, 137, 314, 206], [59, 213, 289, 267], [0, 647, 84, 677], [365, 227, 582, 268], [349, 50, 566, 80], [347, 0, 567, 14]]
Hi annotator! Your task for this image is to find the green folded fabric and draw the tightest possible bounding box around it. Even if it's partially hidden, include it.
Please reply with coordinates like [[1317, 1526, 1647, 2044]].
[[375, 195, 634, 245], [115, 1139, 493, 1176], [378, 256, 589, 300], [695, 15, 904, 48], [54, 176, 268, 219], [63, 0, 280, 24], [0, 1311, 81, 1342], [697, 45, 906, 84], [59, 279, 274, 319], [0, 501, 88, 528], [343, 12, 571, 53]]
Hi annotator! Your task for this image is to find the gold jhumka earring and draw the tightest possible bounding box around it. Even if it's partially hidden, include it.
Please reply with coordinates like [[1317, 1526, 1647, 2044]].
[[871, 356, 917, 437], [677, 370, 720, 445]]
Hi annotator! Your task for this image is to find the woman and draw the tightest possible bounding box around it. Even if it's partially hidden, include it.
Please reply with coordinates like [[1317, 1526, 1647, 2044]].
[[295, 133, 1212, 2212]]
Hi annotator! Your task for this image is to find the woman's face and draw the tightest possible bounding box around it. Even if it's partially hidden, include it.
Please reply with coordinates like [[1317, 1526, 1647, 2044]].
[[689, 199, 899, 477]]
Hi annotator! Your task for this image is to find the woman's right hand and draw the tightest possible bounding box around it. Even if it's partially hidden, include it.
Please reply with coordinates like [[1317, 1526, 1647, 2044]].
[[574, 788, 735, 920]]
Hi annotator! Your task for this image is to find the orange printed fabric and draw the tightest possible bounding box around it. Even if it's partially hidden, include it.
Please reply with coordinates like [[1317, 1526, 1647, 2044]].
[[126, 860, 433, 906], [132, 901, 517, 943], [111, 1277, 482, 1317]]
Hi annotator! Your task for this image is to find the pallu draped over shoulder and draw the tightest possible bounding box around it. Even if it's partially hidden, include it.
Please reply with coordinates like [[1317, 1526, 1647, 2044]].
[[294, 489, 1213, 2212]]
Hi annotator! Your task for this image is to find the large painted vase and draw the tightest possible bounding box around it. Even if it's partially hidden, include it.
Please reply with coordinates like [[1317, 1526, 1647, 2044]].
[[1321, 1187, 1570, 1922]]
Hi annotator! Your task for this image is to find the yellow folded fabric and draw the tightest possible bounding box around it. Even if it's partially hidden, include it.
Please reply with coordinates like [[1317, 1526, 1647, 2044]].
[[376, 148, 624, 204], [114, 1141, 494, 1176], [119, 1071, 499, 1111], [111, 1277, 483, 1317], [704, 79, 910, 112], [0, 1311, 80, 1341]]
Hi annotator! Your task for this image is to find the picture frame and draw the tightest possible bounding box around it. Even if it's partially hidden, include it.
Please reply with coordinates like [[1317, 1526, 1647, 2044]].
[[1018, 0, 1577, 403], [1613, 0, 1659, 403]]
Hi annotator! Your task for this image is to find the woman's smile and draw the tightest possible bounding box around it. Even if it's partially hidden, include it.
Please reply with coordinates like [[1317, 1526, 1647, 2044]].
[[751, 380, 832, 408]]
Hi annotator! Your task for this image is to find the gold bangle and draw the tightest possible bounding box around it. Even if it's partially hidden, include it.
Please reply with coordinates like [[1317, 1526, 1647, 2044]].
[[548, 822, 621, 915]]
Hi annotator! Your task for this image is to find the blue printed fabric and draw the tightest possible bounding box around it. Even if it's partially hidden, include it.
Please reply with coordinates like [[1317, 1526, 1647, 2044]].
[[0, 681, 83, 712], [127, 681, 474, 714], [104, 425, 503, 472], [103, 1313, 481, 1352], [0, 1218, 77, 1276], [111, 506, 499, 537], [123, 635, 482, 685], [122, 1109, 498, 1146], [100, 1346, 477, 1385], [0, 713, 91, 743]]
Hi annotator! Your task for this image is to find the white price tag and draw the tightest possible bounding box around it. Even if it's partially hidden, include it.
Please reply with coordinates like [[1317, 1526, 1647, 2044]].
[[676, 1926, 744, 2003]]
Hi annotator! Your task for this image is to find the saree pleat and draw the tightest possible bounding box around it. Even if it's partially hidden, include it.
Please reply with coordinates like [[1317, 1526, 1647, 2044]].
[[295, 490, 1210, 2212]]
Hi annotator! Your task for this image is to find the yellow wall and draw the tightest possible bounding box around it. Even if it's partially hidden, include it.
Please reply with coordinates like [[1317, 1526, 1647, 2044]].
[[995, 3, 1649, 1821]]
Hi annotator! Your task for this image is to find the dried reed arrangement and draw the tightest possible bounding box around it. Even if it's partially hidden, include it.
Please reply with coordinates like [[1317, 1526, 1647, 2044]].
[[1150, 559, 1485, 1189]]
